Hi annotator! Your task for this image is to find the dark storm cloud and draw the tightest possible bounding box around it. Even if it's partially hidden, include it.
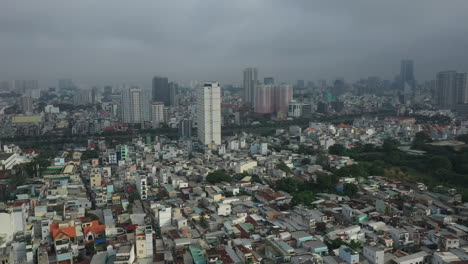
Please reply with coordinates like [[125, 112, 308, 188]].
[[1, 0, 468, 87]]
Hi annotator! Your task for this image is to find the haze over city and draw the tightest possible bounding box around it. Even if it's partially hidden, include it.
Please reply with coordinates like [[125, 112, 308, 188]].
[[4, 1, 468, 264], [2, 0, 468, 86]]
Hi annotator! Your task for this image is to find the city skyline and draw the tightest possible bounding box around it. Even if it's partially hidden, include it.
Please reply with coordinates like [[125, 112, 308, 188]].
[[2, 1, 468, 87]]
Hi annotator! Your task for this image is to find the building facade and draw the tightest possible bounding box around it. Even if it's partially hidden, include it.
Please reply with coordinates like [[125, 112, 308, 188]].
[[152, 76, 170, 106], [197, 82, 221, 145], [150, 101, 165, 127], [243, 68, 258, 105], [121, 87, 151, 124], [254, 84, 273, 114]]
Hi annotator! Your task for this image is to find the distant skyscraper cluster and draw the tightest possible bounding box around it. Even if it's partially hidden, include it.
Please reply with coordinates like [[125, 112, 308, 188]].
[[243, 67, 294, 115]]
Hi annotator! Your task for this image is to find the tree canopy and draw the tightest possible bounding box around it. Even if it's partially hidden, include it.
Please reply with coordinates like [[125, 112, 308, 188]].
[[206, 170, 232, 184]]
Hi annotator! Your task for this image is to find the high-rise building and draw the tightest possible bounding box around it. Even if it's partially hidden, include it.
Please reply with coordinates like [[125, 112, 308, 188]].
[[437, 71, 457, 108], [288, 100, 303, 117], [73, 90, 92, 106], [179, 119, 192, 139], [58, 79, 74, 90], [456, 73, 468, 104], [296, 80, 305, 89], [197, 82, 221, 145], [20, 96, 33, 114], [243, 68, 258, 105], [103, 86, 113, 101], [152, 76, 170, 106], [254, 84, 273, 114], [121, 87, 151, 123], [400, 60, 415, 90], [264, 77, 274, 85], [91, 87, 100, 104], [273, 84, 293, 113], [14, 80, 38, 93], [0, 81, 12, 91], [169, 82, 179, 107], [150, 101, 164, 127], [332, 78, 345, 97]]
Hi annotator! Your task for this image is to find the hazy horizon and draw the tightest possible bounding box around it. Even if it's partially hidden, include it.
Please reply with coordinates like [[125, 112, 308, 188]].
[[2, 0, 468, 88]]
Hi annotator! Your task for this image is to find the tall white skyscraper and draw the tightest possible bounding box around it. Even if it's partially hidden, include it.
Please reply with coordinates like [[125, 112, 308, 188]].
[[121, 87, 151, 124], [243, 68, 258, 105], [197, 82, 221, 145]]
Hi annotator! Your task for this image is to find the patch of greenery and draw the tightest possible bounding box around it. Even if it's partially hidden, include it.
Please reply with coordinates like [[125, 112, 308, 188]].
[[206, 170, 232, 184], [290, 191, 316, 208]]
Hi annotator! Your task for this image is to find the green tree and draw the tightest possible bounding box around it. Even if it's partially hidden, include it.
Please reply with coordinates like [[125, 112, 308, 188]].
[[457, 134, 468, 144], [206, 170, 232, 184], [199, 212, 207, 227], [275, 177, 300, 193], [428, 156, 452, 171], [335, 164, 368, 178], [349, 240, 361, 250], [343, 183, 359, 197], [329, 238, 344, 249], [301, 158, 311, 165], [316, 173, 339, 192], [412, 132, 432, 150], [329, 144, 347, 156], [316, 154, 329, 167], [362, 143, 376, 153], [81, 150, 99, 160], [126, 204, 133, 214], [290, 191, 315, 208], [382, 138, 400, 152]]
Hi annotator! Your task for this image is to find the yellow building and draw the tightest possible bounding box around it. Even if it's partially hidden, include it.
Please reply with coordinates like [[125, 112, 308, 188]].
[[12, 115, 42, 124], [90, 174, 102, 188]]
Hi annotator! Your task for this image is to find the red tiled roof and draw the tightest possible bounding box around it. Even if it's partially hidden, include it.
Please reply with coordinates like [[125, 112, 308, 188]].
[[83, 222, 106, 236], [51, 225, 77, 239]]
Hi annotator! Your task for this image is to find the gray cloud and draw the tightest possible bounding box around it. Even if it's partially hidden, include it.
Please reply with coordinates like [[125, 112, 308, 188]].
[[1, 0, 468, 88]]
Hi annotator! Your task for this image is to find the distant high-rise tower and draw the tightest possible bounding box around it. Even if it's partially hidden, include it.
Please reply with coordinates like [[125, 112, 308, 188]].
[[169, 82, 179, 107], [456, 73, 468, 105], [197, 82, 221, 145], [273, 84, 293, 113], [20, 96, 33, 114], [296, 80, 305, 89], [150, 101, 164, 127], [243, 68, 258, 105], [254, 84, 273, 114], [58, 79, 74, 90], [437, 71, 457, 108], [400, 60, 415, 90], [121, 87, 151, 123], [73, 90, 92, 106], [14, 80, 38, 93], [332, 78, 345, 97], [152, 76, 170, 106], [264, 77, 274, 85], [179, 119, 192, 139]]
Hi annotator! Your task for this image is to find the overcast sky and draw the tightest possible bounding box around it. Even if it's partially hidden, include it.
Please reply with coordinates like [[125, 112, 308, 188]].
[[2, 0, 468, 88]]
